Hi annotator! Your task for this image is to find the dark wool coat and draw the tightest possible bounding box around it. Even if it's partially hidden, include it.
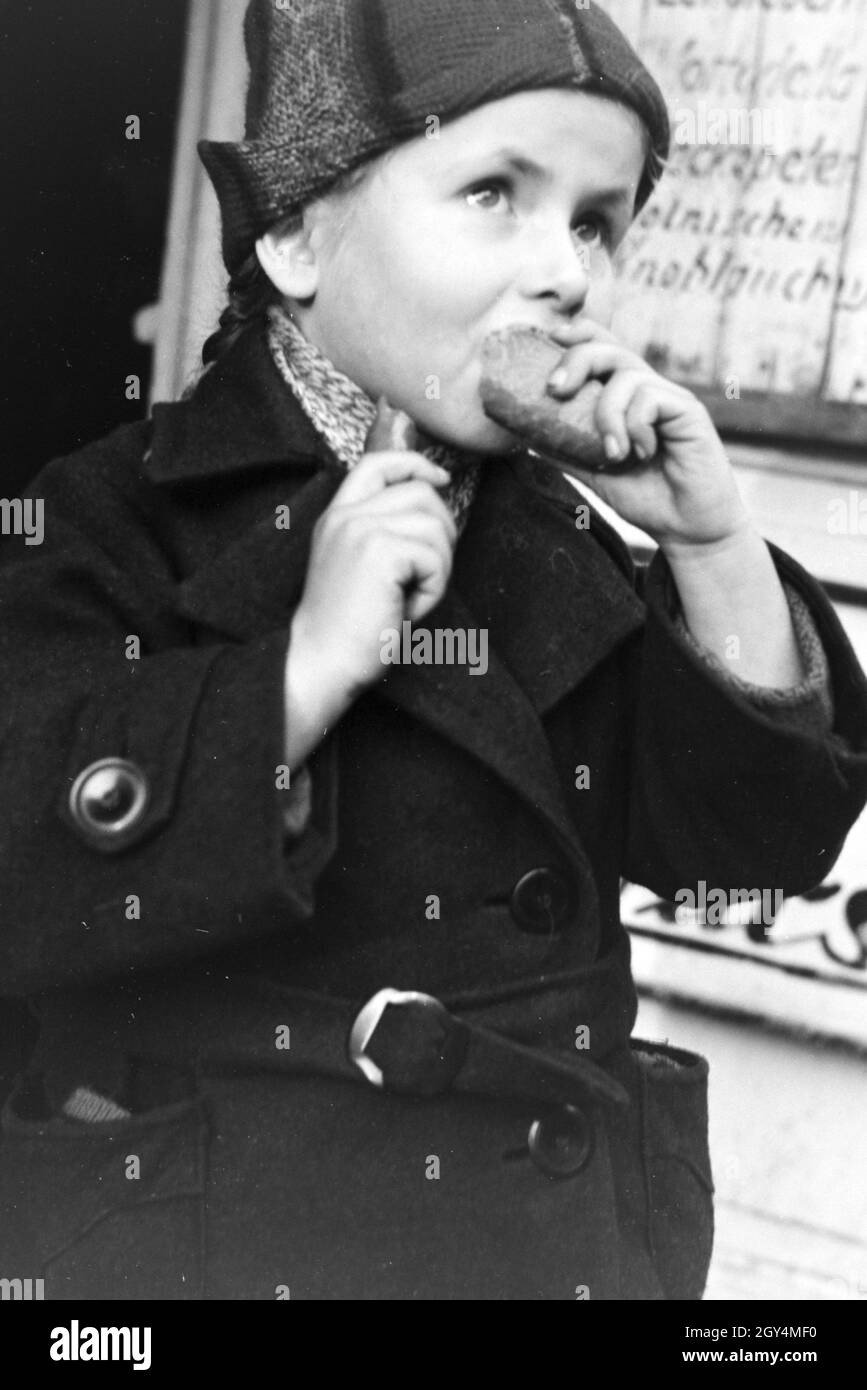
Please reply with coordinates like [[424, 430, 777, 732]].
[[2, 327, 867, 1301]]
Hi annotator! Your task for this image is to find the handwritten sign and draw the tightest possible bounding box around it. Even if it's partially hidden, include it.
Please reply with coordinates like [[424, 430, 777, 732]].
[[599, 0, 867, 446]]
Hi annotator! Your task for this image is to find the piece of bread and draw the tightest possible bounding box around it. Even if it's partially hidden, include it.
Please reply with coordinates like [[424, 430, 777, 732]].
[[366, 396, 419, 453], [481, 326, 633, 472]]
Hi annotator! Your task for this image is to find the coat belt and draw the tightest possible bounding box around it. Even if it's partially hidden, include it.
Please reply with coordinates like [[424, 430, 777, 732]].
[[33, 941, 636, 1115]]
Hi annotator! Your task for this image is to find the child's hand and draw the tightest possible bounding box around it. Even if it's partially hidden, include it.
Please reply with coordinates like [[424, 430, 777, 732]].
[[546, 319, 752, 553], [290, 449, 458, 706]]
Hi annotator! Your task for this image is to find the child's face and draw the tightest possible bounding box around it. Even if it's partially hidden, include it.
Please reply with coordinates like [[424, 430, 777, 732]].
[[298, 88, 646, 454]]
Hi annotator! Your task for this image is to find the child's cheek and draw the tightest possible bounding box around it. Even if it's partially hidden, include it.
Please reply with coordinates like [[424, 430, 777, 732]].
[[585, 270, 617, 328]]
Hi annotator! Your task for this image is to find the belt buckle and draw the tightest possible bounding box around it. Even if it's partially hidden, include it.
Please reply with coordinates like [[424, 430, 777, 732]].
[[348, 988, 447, 1089]]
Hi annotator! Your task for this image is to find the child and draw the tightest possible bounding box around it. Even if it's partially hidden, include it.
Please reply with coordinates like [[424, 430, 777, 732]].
[[2, 0, 867, 1301]]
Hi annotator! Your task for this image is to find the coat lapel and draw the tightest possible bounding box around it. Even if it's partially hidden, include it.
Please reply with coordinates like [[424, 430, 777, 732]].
[[453, 453, 646, 716], [145, 330, 646, 853], [374, 459, 646, 848], [172, 465, 344, 641]]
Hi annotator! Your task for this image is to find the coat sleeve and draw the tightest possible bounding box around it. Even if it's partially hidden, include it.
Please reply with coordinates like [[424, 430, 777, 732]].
[[674, 584, 834, 735], [0, 435, 338, 996], [623, 542, 867, 901]]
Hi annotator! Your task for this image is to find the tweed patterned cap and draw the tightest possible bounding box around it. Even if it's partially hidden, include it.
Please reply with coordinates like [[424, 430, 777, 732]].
[[199, 0, 670, 275]]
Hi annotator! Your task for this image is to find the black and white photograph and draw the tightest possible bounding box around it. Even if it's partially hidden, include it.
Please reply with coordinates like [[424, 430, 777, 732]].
[[2, 0, 867, 1336]]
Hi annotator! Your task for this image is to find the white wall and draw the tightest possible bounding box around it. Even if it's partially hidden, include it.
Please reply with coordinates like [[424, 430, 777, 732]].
[[151, 0, 246, 405]]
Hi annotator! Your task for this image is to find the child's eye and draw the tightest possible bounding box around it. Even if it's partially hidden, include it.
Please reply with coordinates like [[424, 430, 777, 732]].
[[465, 181, 512, 213], [571, 217, 610, 249]]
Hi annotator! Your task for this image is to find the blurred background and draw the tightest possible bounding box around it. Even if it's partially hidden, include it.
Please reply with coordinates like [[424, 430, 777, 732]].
[[4, 0, 867, 1300], [1, 0, 187, 493]]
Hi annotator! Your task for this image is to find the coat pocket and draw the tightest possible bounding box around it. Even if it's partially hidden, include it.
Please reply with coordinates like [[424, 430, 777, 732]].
[[0, 1075, 208, 1300], [632, 1038, 715, 1301]]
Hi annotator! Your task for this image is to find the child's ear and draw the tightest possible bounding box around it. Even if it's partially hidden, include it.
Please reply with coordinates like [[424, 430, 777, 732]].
[[256, 221, 319, 300]]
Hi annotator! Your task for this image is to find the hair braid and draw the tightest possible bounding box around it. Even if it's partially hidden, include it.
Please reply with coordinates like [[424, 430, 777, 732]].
[[201, 251, 279, 367]]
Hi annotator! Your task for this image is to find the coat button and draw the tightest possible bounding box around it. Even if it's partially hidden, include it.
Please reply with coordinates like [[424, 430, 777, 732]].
[[510, 867, 573, 934], [528, 1105, 594, 1178], [68, 758, 149, 840]]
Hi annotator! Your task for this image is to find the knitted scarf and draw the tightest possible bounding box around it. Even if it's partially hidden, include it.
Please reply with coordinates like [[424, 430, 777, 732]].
[[266, 304, 483, 534]]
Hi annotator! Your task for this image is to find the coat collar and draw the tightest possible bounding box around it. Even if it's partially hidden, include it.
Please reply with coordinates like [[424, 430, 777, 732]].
[[147, 328, 646, 880], [146, 328, 338, 482]]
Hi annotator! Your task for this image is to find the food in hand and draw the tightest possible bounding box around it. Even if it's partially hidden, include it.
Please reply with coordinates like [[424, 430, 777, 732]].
[[366, 396, 419, 453], [480, 326, 636, 473]]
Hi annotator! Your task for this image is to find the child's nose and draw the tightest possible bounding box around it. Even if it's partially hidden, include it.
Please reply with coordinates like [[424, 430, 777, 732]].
[[518, 222, 591, 316]]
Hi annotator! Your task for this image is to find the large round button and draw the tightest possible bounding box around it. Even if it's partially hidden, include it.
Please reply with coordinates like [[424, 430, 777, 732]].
[[528, 1105, 594, 1178], [68, 758, 149, 840], [510, 867, 573, 935]]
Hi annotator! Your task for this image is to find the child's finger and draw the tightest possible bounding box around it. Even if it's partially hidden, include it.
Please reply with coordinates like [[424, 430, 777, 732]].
[[337, 452, 451, 504], [377, 514, 457, 577], [356, 481, 458, 545], [546, 342, 641, 399], [404, 565, 452, 622], [548, 317, 615, 347], [624, 387, 662, 462], [594, 368, 656, 463], [388, 535, 454, 622]]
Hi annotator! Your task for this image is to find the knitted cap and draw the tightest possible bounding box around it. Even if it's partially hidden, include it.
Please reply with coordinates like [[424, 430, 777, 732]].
[[199, 0, 670, 275]]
